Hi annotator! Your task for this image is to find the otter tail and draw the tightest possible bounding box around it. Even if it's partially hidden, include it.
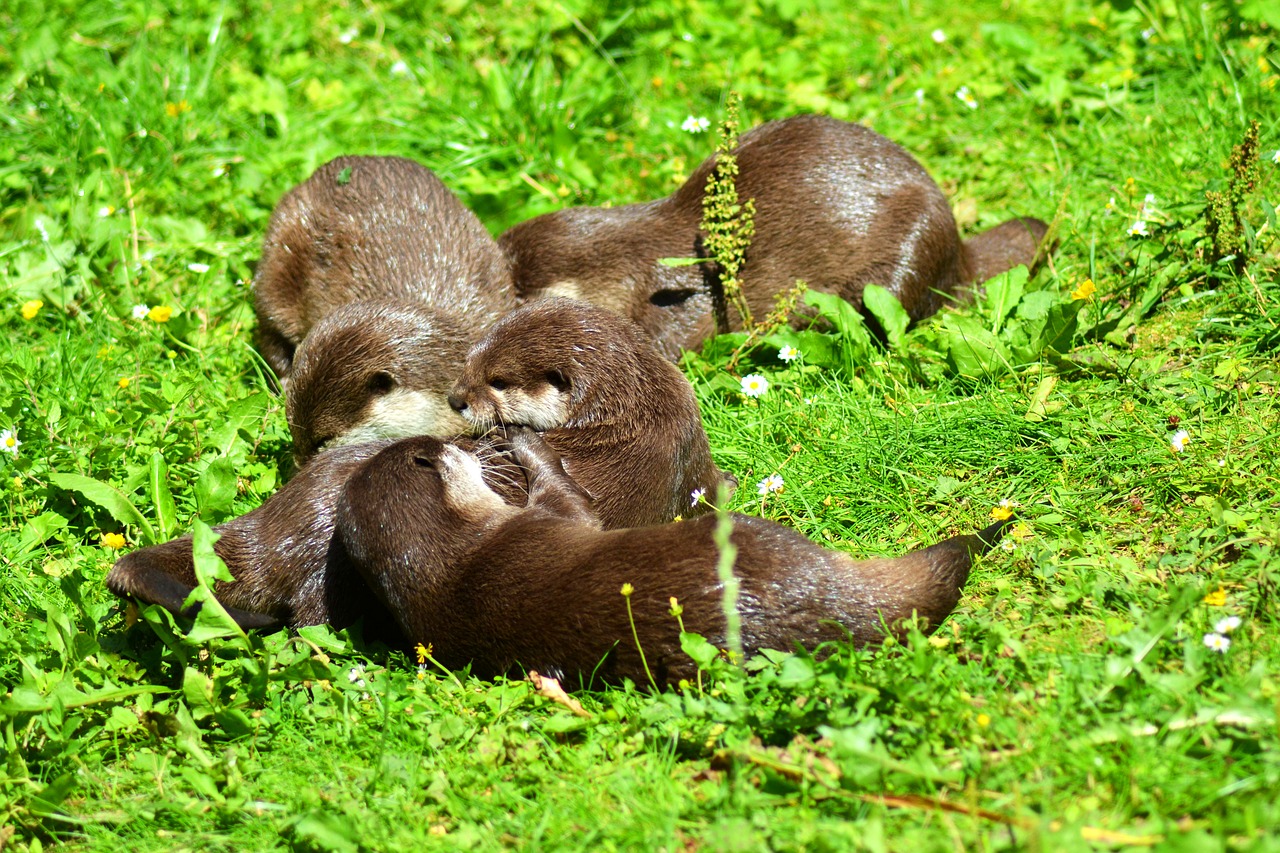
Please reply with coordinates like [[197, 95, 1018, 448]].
[[848, 517, 1013, 635], [960, 217, 1049, 286]]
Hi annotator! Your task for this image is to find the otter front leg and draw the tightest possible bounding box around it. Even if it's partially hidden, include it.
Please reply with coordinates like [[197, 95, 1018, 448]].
[[505, 428, 600, 526]]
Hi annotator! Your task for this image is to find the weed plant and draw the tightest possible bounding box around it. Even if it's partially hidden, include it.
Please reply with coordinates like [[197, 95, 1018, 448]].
[[1, 0, 1278, 850]]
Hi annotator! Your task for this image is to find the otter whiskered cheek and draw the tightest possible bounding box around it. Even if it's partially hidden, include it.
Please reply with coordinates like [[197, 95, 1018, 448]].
[[493, 386, 570, 431], [437, 445, 516, 517], [326, 388, 471, 448]]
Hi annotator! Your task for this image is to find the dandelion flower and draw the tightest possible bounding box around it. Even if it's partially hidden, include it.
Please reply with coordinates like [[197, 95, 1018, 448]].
[[681, 115, 710, 133], [1128, 220, 1149, 237], [164, 100, 191, 117], [1071, 279, 1096, 300], [1203, 587, 1227, 607], [1203, 632, 1230, 653], [132, 304, 150, 320], [757, 473, 785, 496], [955, 86, 978, 110], [931, 29, 947, 43], [1214, 615, 1242, 634], [991, 505, 1014, 521], [741, 374, 769, 398], [148, 305, 174, 323], [20, 300, 43, 320], [777, 344, 800, 363], [690, 488, 705, 507], [187, 262, 210, 274], [1170, 429, 1190, 453], [118, 377, 130, 389], [102, 532, 127, 550], [1, 429, 20, 456]]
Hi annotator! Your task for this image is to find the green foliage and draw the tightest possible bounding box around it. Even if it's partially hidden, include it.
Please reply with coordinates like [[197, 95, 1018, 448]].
[[1, 0, 1278, 849], [701, 92, 759, 333]]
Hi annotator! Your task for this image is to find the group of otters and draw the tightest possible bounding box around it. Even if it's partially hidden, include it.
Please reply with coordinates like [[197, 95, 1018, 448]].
[[107, 115, 1048, 687]]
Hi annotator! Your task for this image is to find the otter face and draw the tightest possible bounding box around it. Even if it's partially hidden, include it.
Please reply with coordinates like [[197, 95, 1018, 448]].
[[286, 302, 472, 464], [448, 351, 573, 433]]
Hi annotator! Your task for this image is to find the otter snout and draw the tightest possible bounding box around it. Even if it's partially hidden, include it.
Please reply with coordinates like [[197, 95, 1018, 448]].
[[447, 389, 469, 413]]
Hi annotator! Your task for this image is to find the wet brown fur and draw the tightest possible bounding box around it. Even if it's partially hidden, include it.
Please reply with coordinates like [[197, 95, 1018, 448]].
[[500, 114, 1048, 359], [448, 298, 733, 528], [104, 437, 527, 634], [253, 155, 515, 379], [337, 431, 1008, 687]]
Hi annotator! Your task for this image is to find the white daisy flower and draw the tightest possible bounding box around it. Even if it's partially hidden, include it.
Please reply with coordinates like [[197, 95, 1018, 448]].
[[777, 344, 800, 363], [757, 473, 784, 496], [1214, 616, 1241, 634], [913, 88, 925, 107], [1128, 220, 1149, 237], [390, 60, 409, 76], [132, 304, 150, 320], [681, 115, 710, 133], [955, 86, 978, 109], [1203, 632, 1230, 653], [931, 29, 946, 43], [1, 428, 20, 456], [690, 488, 706, 507], [187, 262, 210, 274], [1170, 429, 1190, 452], [740, 374, 769, 398]]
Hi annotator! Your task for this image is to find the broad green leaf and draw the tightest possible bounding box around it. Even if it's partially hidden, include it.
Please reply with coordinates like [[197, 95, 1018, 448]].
[[862, 284, 910, 354], [49, 472, 155, 542], [148, 452, 177, 540], [196, 456, 238, 521]]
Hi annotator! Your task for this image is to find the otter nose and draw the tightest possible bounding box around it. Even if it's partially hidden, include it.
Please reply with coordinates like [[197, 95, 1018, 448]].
[[447, 392, 468, 413]]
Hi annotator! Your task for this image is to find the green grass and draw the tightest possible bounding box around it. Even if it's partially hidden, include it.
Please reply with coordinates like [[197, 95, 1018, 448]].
[[3, 0, 1279, 849]]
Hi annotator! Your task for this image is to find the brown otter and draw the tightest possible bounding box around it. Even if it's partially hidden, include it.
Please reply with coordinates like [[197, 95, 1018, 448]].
[[337, 430, 1009, 687], [447, 297, 734, 528], [285, 300, 471, 465], [500, 114, 1048, 359], [252, 155, 516, 379], [104, 436, 526, 633]]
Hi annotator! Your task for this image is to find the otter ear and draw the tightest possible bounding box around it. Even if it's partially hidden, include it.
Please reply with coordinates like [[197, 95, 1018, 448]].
[[367, 371, 396, 395], [545, 370, 571, 393]]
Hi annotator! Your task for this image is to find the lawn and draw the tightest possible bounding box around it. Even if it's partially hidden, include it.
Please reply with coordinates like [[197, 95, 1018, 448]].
[[1, 0, 1278, 850]]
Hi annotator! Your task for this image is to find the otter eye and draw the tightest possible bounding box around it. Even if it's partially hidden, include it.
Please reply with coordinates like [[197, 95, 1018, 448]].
[[367, 371, 396, 395], [650, 288, 699, 307], [412, 453, 436, 469], [489, 378, 509, 392], [545, 370, 570, 393]]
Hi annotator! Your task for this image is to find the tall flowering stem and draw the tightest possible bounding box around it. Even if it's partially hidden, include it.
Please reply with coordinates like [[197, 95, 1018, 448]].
[[702, 92, 757, 335]]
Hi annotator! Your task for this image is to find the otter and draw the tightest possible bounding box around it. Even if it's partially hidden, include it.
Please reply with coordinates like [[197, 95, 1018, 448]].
[[252, 155, 516, 380], [285, 300, 471, 465], [104, 437, 525, 633], [500, 114, 1049, 359], [447, 297, 734, 528], [337, 430, 1009, 687]]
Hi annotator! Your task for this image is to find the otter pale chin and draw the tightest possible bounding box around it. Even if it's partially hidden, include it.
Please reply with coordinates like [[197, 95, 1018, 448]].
[[336, 430, 1012, 688], [500, 114, 1049, 359]]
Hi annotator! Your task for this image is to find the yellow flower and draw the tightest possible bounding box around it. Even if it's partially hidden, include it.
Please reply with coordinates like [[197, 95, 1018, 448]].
[[415, 642, 431, 664], [976, 713, 991, 728], [148, 305, 174, 323], [991, 505, 1014, 521], [102, 532, 127, 550], [668, 596, 683, 617], [620, 583, 634, 597], [118, 377, 130, 389], [1009, 522, 1033, 540], [165, 99, 191, 117], [1203, 587, 1227, 606], [1071, 279, 1096, 300], [21, 300, 43, 320]]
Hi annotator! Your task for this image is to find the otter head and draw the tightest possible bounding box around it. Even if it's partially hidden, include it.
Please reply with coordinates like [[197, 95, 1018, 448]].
[[499, 205, 713, 361], [448, 297, 649, 433], [286, 301, 472, 466], [337, 437, 517, 599]]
